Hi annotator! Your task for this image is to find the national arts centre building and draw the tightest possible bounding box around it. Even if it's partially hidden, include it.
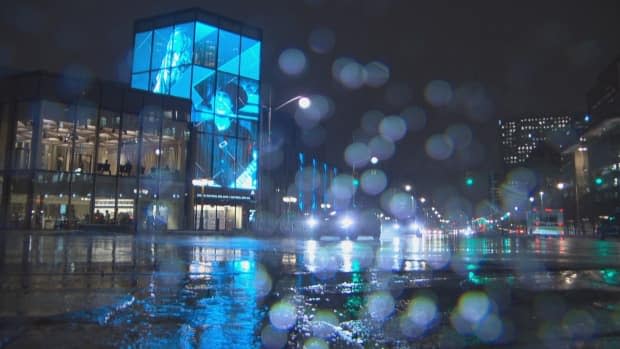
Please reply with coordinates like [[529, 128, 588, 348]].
[[0, 8, 262, 232]]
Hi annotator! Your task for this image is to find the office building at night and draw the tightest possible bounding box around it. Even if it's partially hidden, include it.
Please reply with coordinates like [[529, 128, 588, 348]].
[[0, 71, 192, 231], [0, 8, 262, 232], [498, 115, 585, 168]]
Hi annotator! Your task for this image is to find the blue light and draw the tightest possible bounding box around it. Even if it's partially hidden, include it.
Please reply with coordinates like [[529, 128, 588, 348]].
[[584, 114, 591, 122], [130, 17, 261, 190]]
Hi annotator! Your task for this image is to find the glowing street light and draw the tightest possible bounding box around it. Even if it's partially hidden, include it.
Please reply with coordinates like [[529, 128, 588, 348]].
[[556, 182, 566, 190], [370, 156, 379, 165], [420, 197, 426, 204], [404, 184, 412, 192], [298, 96, 312, 109]]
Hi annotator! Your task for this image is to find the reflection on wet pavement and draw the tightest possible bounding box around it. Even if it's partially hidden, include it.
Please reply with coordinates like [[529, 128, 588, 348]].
[[2, 232, 620, 347]]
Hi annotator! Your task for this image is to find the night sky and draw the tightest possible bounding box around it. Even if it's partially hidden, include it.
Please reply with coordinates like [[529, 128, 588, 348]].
[[2, 0, 620, 202]]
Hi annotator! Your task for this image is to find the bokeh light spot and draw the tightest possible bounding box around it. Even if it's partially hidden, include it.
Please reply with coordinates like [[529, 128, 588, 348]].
[[278, 48, 307, 76]]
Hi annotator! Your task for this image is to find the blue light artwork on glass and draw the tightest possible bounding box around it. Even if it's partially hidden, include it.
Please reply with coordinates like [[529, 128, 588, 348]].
[[152, 26, 174, 70], [217, 30, 240, 75], [131, 72, 149, 90], [130, 18, 261, 190], [194, 22, 218, 68], [240, 37, 260, 80], [132, 31, 152, 73]]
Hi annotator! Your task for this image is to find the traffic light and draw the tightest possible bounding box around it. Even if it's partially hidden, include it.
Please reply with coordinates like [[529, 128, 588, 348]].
[[465, 177, 474, 187], [594, 177, 604, 186]]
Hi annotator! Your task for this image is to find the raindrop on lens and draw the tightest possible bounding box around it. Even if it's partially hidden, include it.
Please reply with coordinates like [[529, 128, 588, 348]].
[[278, 48, 307, 76]]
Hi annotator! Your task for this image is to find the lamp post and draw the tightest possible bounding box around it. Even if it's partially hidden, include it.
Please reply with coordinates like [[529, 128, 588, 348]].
[[266, 94, 311, 145], [192, 178, 213, 230], [282, 196, 298, 230]]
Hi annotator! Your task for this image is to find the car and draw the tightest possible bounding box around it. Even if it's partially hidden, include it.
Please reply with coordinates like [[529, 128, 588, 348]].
[[597, 215, 620, 239], [305, 210, 381, 240]]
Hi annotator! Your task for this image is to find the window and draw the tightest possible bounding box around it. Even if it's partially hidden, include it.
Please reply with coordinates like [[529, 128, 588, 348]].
[[194, 22, 218, 68], [217, 30, 240, 75], [132, 31, 153, 73]]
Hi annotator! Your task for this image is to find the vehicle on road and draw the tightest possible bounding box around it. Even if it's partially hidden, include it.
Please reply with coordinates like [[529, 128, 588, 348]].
[[527, 208, 564, 236], [597, 215, 620, 239], [304, 209, 381, 240]]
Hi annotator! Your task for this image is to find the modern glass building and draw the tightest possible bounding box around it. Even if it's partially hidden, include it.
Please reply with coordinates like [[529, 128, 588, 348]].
[[130, 9, 262, 231], [130, 9, 261, 191], [0, 9, 262, 232], [0, 71, 192, 231]]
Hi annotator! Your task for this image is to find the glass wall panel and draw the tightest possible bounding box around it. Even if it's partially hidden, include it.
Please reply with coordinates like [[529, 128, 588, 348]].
[[13, 102, 35, 169], [39, 100, 74, 172], [238, 78, 259, 119], [117, 177, 137, 226], [8, 175, 29, 228], [171, 22, 194, 67], [195, 132, 213, 179], [158, 181, 185, 230], [131, 72, 149, 91], [93, 175, 117, 225], [140, 113, 161, 177], [170, 66, 192, 98], [191, 65, 216, 118], [217, 30, 240, 75], [193, 22, 218, 68], [70, 173, 93, 225], [151, 26, 174, 71], [138, 178, 159, 231], [120, 113, 140, 177], [33, 172, 70, 230], [238, 119, 257, 140], [132, 31, 153, 73], [150, 69, 171, 95], [161, 119, 188, 176], [236, 138, 257, 190], [212, 134, 236, 188], [72, 103, 98, 173], [215, 72, 239, 118], [240, 36, 261, 80], [97, 110, 121, 176]]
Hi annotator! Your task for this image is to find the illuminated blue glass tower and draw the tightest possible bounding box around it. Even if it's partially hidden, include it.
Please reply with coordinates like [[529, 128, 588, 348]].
[[130, 9, 261, 190]]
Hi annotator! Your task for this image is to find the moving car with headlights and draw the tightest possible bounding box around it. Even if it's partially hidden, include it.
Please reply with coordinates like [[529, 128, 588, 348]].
[[304, 210, 381, 240]]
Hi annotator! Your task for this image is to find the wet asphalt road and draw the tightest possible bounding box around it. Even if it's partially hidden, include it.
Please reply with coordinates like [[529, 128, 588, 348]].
[[1, 232, 620, 348]]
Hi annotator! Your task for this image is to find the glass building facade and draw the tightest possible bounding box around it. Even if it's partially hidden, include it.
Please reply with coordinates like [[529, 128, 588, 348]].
[[0, 72, 191, 231], [0, 9, 261, 233], [130, 9, 261, 191]]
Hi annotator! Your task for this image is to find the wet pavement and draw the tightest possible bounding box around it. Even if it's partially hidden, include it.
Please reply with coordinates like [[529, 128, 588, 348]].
[[1, 232, 620, 348]]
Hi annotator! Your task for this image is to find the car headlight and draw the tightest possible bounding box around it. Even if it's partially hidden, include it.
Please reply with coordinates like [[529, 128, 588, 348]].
[[340, 216, 354, 229], [306, 216, 319, 228]]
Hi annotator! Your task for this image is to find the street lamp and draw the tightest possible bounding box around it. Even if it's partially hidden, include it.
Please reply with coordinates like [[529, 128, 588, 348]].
[[539, 191, 544, 211], [192, 178, 214, 230], [267, 95, 311, 144], [282, 196, 298, 230], [420, 197, 426, 204], [404, 184, 412, 192], [370, 156, 379, 165], [556, 182, 566, 190]]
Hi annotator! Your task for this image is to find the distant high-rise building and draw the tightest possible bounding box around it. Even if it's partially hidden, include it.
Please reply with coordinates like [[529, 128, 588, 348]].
[[498, 115, 585, 168], [587, 56, 620, 123]]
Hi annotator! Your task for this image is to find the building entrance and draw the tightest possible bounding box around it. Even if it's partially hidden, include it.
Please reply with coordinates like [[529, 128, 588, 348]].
[[194, 204, 243, 231]]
